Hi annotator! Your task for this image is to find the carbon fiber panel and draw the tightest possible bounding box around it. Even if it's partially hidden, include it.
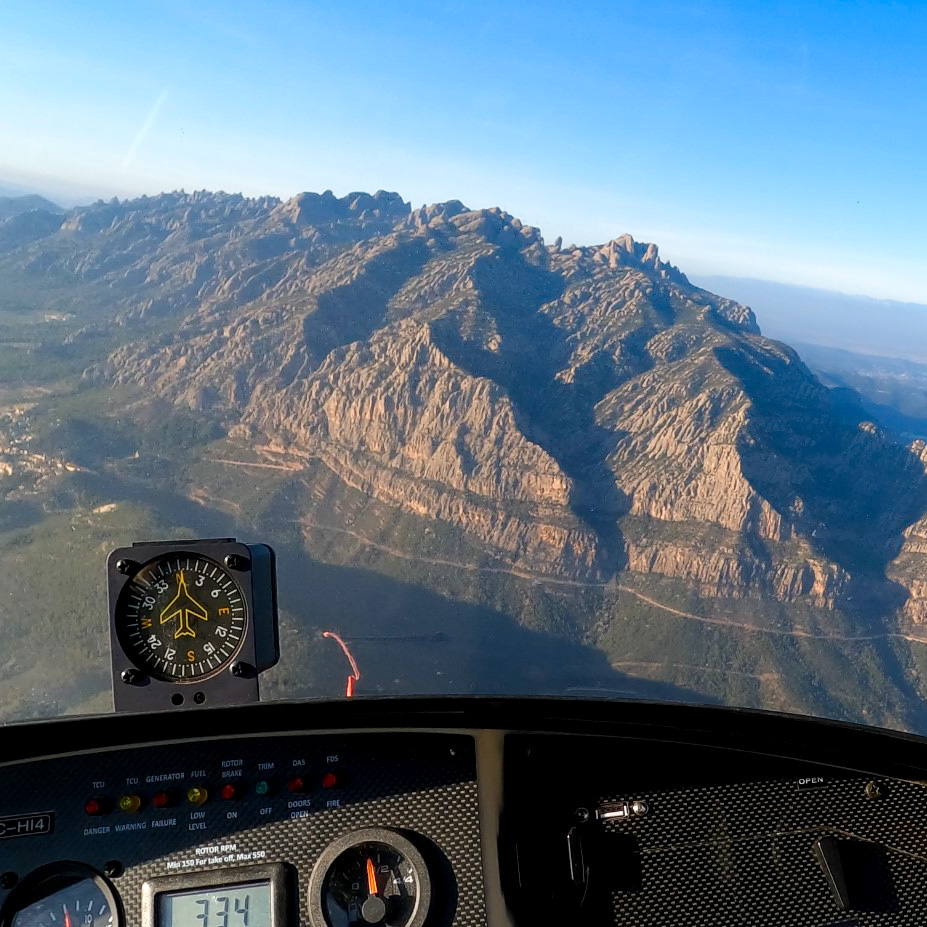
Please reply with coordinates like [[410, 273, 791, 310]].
[[603, 777, 927, 926], [506, 734, 927, 927], [0, 732, 484, 927]]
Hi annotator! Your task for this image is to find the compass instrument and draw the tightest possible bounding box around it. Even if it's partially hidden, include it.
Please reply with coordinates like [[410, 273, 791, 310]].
[[115, 556, 245, 682], [107, 538, 278, 712]]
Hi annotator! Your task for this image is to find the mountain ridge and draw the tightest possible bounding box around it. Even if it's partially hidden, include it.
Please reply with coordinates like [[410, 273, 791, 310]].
[[0, 193, 63, 221], [13, 189, 918, 612], [5, 189, 927, 727]]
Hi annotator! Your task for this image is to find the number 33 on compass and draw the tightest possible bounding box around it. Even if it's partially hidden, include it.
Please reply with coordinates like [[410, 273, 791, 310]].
[[107, 538, 279, 712]]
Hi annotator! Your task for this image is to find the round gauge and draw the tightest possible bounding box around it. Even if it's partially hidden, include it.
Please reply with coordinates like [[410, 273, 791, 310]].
[[0, 863, 119, 927], [308, 828, 431, 927], [114, 554, 247, 681]]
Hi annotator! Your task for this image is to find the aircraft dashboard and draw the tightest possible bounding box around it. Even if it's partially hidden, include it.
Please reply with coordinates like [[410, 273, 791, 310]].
[[3, 698, 927, 926]]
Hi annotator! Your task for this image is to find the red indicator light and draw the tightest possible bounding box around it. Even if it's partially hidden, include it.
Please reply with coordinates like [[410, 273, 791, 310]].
[[152, 791, 172, 809], [84, 798, 105, 816], [321, 772, 339, 789], [287, 776, 306, 793], [220, 784, 239, 801]]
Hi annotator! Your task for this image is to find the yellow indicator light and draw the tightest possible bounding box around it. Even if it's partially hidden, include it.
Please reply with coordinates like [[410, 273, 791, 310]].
[[118, 794, 141, 813], [186, 787, 208, 806]]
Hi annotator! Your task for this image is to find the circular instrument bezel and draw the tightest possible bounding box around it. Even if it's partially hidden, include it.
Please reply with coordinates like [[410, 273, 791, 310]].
[[113, 552, 249, 684], [0, 862, 122, 927], [307, 828, 432, 927]]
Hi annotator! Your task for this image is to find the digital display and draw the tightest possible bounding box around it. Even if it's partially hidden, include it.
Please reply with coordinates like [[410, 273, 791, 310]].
[[158, 881, 271, 927]]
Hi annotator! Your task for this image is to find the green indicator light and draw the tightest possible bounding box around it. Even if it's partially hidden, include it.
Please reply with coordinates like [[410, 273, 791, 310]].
[[255, 780, 270, 796]]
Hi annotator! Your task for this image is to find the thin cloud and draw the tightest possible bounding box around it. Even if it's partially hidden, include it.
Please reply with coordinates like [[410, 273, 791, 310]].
[[121, 89, 169, 170]]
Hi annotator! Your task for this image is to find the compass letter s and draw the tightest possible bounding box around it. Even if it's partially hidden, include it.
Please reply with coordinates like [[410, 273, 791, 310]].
[[159, 571, 209, 639]]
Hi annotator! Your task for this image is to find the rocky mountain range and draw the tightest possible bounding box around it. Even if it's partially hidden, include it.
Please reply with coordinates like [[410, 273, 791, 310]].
[[4, 189, 927, 727]]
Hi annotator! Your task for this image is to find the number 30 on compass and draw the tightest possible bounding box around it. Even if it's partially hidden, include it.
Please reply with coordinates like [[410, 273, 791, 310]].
[[107, 538, 279, 712]]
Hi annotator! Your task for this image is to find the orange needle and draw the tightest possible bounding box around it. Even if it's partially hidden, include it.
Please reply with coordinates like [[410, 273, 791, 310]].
[[64, 911, 72, 927], [366, 857, 378, 896]]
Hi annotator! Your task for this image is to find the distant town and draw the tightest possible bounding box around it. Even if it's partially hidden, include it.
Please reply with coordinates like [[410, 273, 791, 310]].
[[0, 406, 80, 489]]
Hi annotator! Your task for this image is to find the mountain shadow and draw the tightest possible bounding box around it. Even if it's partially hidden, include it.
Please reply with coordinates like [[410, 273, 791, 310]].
[[84, 464, 707, 706], [430, 250, 632, 578], [827, 384, 927, 442], [716, 340, 927, 621], [264, 542, 715, 706], [302, 237, 431, 369]]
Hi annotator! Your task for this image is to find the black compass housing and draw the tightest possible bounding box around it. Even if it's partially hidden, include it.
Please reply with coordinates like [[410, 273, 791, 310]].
[[107, 538, 278, 712]]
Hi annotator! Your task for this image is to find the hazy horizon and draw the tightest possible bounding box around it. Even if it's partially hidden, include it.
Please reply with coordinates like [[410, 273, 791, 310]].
[[3, 2, 927, 303], [693, 273, 927, 364]]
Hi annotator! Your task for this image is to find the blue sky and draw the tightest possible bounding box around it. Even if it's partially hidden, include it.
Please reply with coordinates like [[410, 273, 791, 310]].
[[1, 1, 926, 301]]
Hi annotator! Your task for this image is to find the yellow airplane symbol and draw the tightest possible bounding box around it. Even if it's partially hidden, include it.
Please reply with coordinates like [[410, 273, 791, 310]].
[[159, 571, 208, 639]]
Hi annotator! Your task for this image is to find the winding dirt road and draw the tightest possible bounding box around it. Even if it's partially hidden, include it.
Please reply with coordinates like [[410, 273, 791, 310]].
[[206, 453, 927, 649]]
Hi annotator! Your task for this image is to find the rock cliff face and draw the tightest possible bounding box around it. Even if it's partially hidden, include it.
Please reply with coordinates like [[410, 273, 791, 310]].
[[888, 442, 927, 623], [5, 189, 927, 619]]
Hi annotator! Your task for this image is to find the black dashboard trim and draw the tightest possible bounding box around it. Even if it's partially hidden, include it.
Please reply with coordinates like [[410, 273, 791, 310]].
[[4, 697, 927, 781]]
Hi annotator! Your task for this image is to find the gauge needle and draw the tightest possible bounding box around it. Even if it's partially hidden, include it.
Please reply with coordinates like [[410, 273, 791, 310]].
[[64, 910, 72, 927], [366, 857, 378, 896]]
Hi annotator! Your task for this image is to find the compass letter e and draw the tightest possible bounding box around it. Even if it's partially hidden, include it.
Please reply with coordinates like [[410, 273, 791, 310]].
[[159, 571, 209, 639]]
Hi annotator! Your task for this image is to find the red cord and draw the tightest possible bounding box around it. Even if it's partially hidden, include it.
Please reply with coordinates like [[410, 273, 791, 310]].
[[323, 631, 361, 697]]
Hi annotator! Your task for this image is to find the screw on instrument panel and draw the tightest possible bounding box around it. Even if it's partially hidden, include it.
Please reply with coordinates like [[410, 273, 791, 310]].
[[193, 691, 206, 704], [0, 872, 18, 890], [865, 781, 882, 799], [121, 668, 144, 685], [575, 807, 590, 822], [103, 861, 123, 879], [115, 558, 136, 575], [230, 661, 252, 678], [224, 554, 249, 571]]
